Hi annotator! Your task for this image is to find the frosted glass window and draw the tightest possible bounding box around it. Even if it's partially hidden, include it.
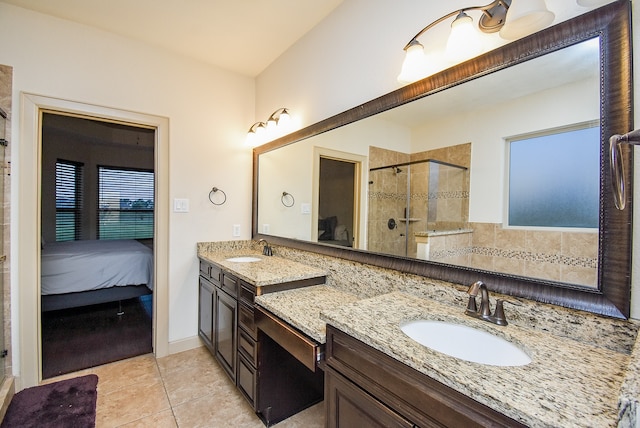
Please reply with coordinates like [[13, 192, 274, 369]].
[[508, 126, 599, 228]]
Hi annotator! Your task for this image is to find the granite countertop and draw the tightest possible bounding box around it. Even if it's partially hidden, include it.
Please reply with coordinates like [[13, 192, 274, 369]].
[[198, 250, 327, 287], [321, 291, 631, 428], [254, 285, 359, 343]]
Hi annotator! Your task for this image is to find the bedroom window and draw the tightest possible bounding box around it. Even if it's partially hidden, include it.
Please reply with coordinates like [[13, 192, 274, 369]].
[[55, 160, 84, 241], [507, 124, 599, 229], [98, 166, 154, 240]]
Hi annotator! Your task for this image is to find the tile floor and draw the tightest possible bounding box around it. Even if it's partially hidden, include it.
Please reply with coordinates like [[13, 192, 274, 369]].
[[44, 347, 324, 427]]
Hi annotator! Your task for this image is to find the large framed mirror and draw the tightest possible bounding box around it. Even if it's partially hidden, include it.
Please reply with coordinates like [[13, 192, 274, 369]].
[[253, 0, 633, 319]]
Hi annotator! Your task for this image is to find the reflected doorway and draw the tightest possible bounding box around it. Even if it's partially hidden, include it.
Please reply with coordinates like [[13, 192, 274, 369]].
[[314, 149, 365, 249]]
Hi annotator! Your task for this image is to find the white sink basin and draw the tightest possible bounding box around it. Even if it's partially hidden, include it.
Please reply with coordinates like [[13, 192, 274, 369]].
[[225, 256, 262, 263], [400, 320, 531, 367]]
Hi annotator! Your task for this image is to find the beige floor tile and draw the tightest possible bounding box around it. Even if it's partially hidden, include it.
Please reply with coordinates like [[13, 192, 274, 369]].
[[156, 346, 216, 376], [96, 378, 171, 427], [48, 347, 326, 428], [172, 390, 263, 428], [275, 402, 324, 428], [119, 409, 178, 428], [91, 354, 161, 394], [161, 360, 233, 407]]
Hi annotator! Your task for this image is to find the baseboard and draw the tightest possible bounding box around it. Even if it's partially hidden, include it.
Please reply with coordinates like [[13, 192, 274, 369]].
[[0, 376, 15, 422], [167, 336, 203, 355]]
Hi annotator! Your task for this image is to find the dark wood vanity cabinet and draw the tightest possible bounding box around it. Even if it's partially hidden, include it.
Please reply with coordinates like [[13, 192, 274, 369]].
[[325, 325, 526, 428], [199, 258, 328, 426], [198, 261, 239, 382]]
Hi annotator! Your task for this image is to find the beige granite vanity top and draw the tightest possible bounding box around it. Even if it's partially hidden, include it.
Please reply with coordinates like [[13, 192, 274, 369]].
[[320, 291, 631, 428], [198, 250, 327, 287], [254, 285, 359, 343]]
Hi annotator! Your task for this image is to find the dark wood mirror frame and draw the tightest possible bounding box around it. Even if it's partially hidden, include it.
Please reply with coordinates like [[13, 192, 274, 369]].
[[253, 0, 633, 319]]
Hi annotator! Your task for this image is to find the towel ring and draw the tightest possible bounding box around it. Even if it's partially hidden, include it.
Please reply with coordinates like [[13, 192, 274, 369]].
[[281, 191, 295, 207], [209, 187, 227, 206]]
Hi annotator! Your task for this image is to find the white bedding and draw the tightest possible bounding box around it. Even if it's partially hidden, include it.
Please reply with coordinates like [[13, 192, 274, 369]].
[[41, 239, 153, 295]]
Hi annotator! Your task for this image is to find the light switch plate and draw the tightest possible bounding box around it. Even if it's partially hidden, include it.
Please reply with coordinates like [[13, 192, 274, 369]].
[[301, 203, 311, 215], [173, 198, 189, 212], [263, 224, 270, 233]]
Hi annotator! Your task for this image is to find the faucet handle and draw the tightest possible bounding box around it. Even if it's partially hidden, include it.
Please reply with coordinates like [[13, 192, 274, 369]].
[[493, 298, 522, 326]]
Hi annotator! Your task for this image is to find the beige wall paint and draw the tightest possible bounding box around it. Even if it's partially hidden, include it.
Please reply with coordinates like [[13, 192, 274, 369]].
[[0, 3, 255, 387]]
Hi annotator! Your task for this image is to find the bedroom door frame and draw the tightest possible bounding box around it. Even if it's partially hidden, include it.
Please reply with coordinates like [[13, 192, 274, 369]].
[[19, 93, 170, 389], [312, 147, 367, 249]]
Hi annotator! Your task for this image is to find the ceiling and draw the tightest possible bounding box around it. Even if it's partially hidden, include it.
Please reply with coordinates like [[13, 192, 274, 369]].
[[0, 0, 344, 77]]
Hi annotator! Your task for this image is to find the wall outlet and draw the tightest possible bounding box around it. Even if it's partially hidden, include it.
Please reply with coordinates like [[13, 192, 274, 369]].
[[263, 224, 270, 234], [173, 198, 189, 213], [233, 224, 241, 237], [301, 203, 311, 215]]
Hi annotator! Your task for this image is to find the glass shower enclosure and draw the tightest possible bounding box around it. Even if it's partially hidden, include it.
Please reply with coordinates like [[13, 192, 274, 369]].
[[367, 159, 469, 258]]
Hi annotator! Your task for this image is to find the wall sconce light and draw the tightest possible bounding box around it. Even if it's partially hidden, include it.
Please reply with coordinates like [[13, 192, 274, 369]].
[[397, 0, 555, 84], [246, 108, 292, 147]]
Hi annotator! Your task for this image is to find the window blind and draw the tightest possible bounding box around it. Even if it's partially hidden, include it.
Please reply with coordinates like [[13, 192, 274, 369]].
[[98, 167, 154, 239], [55, 160, 83, 241]]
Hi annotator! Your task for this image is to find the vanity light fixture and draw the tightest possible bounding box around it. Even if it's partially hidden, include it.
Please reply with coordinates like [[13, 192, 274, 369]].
[[397, 0, 555, 84], [246, 108, 291, 147]]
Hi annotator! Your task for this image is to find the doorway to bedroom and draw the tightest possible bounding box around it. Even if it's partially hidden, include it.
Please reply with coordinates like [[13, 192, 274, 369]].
[[40, 112, 155, 379]]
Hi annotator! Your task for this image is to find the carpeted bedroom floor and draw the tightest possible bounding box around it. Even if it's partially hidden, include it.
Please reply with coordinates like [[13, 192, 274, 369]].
[[41, 297, 152, 379]]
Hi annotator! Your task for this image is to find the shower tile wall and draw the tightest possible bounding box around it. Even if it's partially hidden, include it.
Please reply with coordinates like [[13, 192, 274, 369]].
[[428, 223, 598, 288], [0, 65, 11, 378], [368, 144, 471, 258], [368, 146, 409, 257], [369, 142, 596, 287]]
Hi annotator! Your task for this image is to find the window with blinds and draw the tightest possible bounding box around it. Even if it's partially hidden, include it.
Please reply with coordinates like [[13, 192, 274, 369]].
[[56, 160, 84, 241], [98, 167, 154, 240]]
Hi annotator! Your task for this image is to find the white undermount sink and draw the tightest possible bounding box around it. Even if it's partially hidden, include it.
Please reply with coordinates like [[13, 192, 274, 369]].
[[225, 256, 262, 263], [400, 320, 531, 367]]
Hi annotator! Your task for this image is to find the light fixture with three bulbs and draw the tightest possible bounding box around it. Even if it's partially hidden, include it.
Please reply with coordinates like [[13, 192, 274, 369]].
[[398, 0, 570, 84], [246, 108, 291, 147]]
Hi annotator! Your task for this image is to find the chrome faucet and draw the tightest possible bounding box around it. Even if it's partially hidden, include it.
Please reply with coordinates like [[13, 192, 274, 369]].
[[259, 239, 273, 256], [465, 281, 520, 326]]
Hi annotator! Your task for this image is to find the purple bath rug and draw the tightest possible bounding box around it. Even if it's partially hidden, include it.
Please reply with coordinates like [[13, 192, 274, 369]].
[[1, 374, 98, 427]]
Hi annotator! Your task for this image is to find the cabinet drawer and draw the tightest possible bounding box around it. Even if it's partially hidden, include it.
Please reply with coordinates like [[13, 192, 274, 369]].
[[199, 260, 222, 285], [239, 282, 256, 306], [237, 353, 256, 407], [199, 260, 210, 277], [255, 306, 322, 372], [238, 328, 258, 366], [239, 302, 257, 339], [221, 273, 238, 297]]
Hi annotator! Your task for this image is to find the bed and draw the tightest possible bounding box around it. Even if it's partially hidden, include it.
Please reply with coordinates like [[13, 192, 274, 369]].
[[318, 216, 352, 247], [41, 239, 153, 312]]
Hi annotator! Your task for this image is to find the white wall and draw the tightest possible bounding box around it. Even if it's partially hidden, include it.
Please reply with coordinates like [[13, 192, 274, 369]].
[[257, 0, 640, 316], [0, 2, 255, 378]]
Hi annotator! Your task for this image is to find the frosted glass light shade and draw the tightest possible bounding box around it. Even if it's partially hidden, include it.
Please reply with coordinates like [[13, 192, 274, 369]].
[[499, 0, 555, 40], [445, 12, 483, 61], [397, 41, 428, 84], [277, 110, 290, 128]]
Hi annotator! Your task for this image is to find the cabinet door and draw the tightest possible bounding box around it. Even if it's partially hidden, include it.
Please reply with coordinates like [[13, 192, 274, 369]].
[[325, 367, 414, 428], [215, 288, 237, 382], [198, 277, 215, 352]]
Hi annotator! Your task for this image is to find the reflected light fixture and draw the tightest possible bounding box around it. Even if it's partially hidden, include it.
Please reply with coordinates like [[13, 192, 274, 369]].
[[398, 0, 555, 84], [245, 108, 291, 147]]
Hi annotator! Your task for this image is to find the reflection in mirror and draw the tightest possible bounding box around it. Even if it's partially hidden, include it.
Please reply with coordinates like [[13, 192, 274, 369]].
[[258, 38, 600, 288], [253, 0, 633, 319]]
